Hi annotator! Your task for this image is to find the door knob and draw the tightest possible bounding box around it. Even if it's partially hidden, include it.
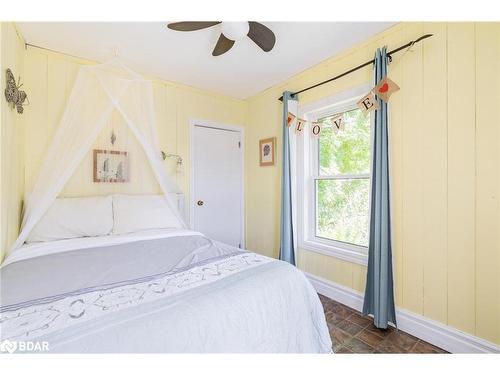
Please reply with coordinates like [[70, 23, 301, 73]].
[[197, 200, 204, 206]]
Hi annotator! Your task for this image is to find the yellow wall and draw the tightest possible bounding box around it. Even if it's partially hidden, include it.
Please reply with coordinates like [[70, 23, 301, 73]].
[[0, 23, 25, 263], [245, 22, 499, 345]]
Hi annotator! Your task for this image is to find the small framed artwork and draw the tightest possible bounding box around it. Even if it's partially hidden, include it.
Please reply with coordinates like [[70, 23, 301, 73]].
[[259, 137, 276, 167], [93, 149, 129, 183]]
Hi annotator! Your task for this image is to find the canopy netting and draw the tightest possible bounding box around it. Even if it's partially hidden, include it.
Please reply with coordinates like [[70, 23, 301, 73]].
[[11, 59, 187, 251]]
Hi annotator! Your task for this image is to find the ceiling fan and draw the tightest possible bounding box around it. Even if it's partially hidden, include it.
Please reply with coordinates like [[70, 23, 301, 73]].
[[167, 21, 276, 56]]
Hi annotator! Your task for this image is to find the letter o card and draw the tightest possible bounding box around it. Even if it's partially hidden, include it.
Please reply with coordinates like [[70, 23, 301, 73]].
[[357, 92, 379, 115], [311, 122, 322, 137]]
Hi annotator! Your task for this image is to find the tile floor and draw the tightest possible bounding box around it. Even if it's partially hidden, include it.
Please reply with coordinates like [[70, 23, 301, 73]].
[[319, 294, 448, 354]]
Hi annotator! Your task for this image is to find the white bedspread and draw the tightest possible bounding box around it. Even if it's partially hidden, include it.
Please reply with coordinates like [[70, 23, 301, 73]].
[[0, 230, 332, 353]]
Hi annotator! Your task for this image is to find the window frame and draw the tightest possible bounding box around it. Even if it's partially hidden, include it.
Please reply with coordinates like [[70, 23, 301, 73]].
[[296, 85, 372, 266]]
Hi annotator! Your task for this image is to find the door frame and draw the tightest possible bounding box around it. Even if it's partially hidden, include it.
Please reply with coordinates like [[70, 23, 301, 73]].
[[189, 119, 245, 248]]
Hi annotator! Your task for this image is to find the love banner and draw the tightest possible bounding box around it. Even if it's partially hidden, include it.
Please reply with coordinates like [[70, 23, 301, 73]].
[[287, 76, 400, 138]]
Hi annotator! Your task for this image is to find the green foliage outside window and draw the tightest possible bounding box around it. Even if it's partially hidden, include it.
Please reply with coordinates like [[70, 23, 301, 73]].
[[316, 109, 371, 247]]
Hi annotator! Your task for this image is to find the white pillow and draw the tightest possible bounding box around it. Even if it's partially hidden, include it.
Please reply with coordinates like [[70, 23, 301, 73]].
[[112, 194, 182, 235], [27, 196, 113, 243]]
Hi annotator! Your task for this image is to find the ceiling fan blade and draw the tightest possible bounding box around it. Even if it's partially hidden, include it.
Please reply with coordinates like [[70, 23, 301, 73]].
[[212, 34, 235, 56], [167, 22, 221, 31], [247, 22, 276, 52]]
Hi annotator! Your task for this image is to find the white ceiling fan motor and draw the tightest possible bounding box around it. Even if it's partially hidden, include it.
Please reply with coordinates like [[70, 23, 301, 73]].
[[220, 22, 250, 41]]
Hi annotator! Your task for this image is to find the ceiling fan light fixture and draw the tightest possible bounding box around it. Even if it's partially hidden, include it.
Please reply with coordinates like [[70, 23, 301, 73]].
[[166, 21, 275, 56], [220, 22, 250, 41]]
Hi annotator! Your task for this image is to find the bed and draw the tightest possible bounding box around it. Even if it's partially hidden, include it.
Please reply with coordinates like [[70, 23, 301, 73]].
[[0, 225, 332, 353]]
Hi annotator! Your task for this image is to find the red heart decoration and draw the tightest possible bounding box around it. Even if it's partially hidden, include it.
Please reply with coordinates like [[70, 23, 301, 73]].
[[378, 83, 389, 93]]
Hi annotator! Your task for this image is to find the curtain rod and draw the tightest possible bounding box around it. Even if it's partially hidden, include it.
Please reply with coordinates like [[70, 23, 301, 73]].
[[278, 34, 433, 101]]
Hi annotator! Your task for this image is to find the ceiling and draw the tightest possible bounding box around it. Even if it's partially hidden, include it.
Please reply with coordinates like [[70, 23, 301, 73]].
[[16, 22, 395, 99]]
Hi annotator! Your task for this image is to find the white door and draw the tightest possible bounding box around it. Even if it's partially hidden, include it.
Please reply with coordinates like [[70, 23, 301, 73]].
[[192, 124, 243, 247]]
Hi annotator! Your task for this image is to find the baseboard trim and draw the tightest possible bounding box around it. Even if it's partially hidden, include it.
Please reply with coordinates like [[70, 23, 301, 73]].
[[304, 271, 500, 354]]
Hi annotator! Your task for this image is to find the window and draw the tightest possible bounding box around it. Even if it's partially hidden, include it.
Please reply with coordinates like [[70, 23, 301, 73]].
[[316, 108, 371, 247], [298, 87, 371, 265]]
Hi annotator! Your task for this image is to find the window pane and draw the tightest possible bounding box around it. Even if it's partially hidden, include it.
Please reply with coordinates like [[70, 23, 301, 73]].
[[316, 178, 370, 247], [318, 108, 370, 175]]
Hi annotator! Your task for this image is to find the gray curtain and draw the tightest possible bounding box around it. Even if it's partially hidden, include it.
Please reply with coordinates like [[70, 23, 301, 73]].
[[362, 47, 397, 328], [279, 91, 297, 265]]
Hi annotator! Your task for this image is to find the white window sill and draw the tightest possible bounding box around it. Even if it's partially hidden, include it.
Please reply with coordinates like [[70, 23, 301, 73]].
[[299, 238, 368, 266]]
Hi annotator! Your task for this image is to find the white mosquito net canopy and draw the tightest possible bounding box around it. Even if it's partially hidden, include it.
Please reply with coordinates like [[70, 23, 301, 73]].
[[11, 59, 187, 251]]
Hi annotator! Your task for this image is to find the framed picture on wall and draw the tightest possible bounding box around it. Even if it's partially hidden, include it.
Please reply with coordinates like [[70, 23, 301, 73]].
[[259, 137, 276, 167], [93, 149, 129, 183]]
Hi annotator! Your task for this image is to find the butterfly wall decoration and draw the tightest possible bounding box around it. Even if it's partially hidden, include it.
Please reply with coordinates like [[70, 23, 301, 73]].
[[4, 68, 28, 114]]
